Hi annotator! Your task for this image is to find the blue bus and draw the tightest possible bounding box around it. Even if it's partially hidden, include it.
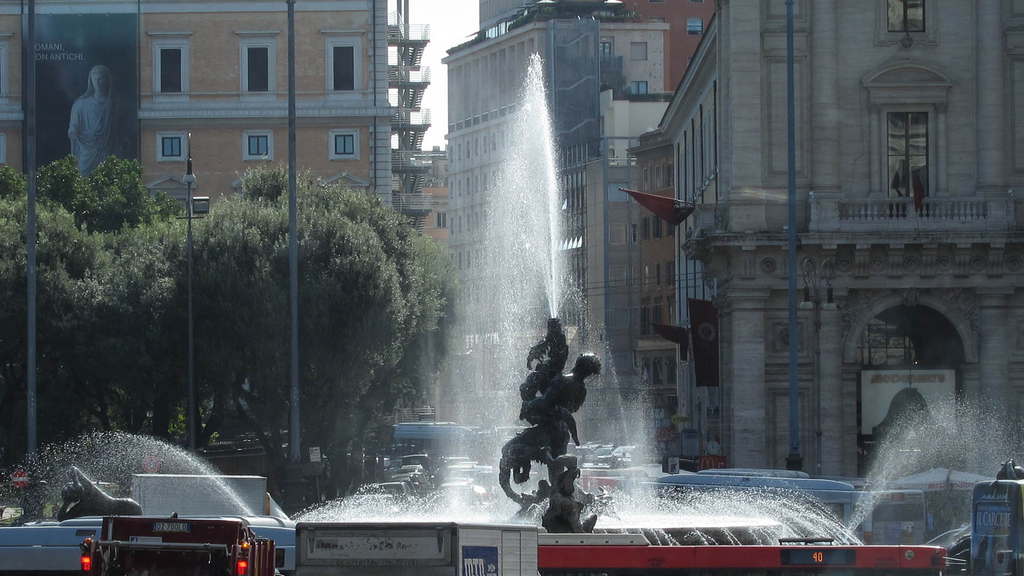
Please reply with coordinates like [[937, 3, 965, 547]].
[[656, 473, 861, 528]]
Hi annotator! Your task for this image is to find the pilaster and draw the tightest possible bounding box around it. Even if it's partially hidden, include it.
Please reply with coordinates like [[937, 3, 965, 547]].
[[724, 292, 769, 467], [977, 0, 1006, 193], [818, 304, 843, 475], [810, 0, 840, 193]]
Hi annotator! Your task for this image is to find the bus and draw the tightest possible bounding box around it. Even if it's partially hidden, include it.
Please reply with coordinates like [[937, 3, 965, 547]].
[[656, 474, 861, 528], [538, 533, 946, 576], [389, 422, 479, 460], [859, 489, 928, 545]]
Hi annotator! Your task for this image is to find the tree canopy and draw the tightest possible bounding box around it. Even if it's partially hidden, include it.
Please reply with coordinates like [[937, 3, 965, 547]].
[[0, 161, 457, 499]]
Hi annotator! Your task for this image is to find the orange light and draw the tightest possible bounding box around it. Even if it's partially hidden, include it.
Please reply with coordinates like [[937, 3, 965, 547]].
[[241, 542, 250, 550], [236, 560, 248, 575], [81, 555, 93, 572]]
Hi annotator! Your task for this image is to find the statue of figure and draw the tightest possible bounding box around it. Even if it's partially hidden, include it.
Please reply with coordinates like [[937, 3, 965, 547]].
[[68, 65, 126, 176], [542, 465, 598, 534], [57, 466, 142, 520], [499, 319, 603, 531]]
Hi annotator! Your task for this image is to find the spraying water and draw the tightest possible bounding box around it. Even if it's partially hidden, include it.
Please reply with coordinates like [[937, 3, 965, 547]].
[[17, 431, 254, 517], [448, 54, 563, 430]]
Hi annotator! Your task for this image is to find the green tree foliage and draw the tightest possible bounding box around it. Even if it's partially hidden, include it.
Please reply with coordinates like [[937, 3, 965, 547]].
[[195, 167, 458, 489], [0, 161, 458, 492], [39, 155, 179, 233]]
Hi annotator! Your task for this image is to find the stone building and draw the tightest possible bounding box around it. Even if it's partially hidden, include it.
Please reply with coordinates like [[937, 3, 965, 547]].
[[0, 0, 391, 202], [661, 0, 1023, 475]]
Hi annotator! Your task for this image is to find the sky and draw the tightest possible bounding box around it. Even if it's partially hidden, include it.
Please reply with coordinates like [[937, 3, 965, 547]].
[[404, 0, 480, 151]]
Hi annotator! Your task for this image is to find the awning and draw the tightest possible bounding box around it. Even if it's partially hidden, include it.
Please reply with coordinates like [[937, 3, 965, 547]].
[[621, 188, 695, 225], [652, 323, 688, 344]]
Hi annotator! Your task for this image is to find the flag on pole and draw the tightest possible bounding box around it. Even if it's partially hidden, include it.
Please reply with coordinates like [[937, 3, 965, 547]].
[[621, 188, 695, 225], [688, 298, 719, 387]]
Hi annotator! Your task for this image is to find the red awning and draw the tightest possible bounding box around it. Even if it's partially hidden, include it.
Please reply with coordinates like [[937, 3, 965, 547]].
[[651, 323, 688, 344], [621, 188, 695, 225]]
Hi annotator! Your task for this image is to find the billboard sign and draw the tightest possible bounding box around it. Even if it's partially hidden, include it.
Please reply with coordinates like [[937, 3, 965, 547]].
[[35, 13, 139, 174], [859, 369, 955, 434]]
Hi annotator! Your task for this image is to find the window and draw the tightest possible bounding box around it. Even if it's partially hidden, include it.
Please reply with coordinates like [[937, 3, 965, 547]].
[[687, 18, 704, 35], [631, 81, 649, 95], [238, 34, 277, 94], [0, 133, 8, 164], [436, 212, 446, 228], [151, 34, 190, 96], [599, 40, 613, 59], [654, 298, 663, 324], [630, 42, 648, 61], [0, 41, 9, 99], [887, 0, 924, 33], [243, 130, 273, 160], [329, 129, 359, 159], [641, 217, 650, 240], [666, 261, 674, 287], [656, 263, 662, 285], [653, 217, 662, 239], [641, 299, 651, 335], [325, 36, 360, 93], [610, 223, 627, 244], [156, 132, 187, 162], [886, 112, 927, 200]]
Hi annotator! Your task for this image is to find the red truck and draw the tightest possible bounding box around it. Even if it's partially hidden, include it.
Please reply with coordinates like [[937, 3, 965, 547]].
[[80, 516, 275, 576]]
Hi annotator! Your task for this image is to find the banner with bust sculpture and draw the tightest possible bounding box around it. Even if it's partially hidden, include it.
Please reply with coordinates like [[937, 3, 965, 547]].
[[34, 12, 139, 175]]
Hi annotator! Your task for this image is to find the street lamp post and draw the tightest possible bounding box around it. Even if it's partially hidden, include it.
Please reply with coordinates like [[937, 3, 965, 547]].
[[784, 0, 801, 471], [799, 257, 836, 475], [182, 136, 197, 452]]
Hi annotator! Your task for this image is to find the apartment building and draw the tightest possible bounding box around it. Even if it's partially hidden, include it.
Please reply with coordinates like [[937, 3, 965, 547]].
[[2, 0, 391, 202]]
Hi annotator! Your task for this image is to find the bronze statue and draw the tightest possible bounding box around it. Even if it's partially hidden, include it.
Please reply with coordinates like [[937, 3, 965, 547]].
[[499, 318, 604, 532], [57, 466, 142, 520]]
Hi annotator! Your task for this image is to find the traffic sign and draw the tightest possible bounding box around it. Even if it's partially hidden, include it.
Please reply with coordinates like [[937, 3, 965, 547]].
[[11, 468, 28, 489], [141, 455, 161, 473]]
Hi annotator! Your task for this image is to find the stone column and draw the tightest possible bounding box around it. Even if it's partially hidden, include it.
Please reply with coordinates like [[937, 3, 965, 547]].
[[817, 304, 843, 475], [869, 105, 880, 197], [811, 0, 840, 194], [978, 292, 1011, 407], [937, 105, 948, 195], [977, 0, 1005, 194], [726, 293, 768, 467]]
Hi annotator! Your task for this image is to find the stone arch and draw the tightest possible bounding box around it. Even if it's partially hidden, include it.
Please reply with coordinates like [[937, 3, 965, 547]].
[[842, 292, 978, 364], [861, 60, 954, 90]]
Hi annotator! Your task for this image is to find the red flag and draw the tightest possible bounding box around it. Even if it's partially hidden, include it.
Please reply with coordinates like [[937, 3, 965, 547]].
[[688, 298, 719, 387], [621, 188, 694, 225], [912, 171, 925, 214], [652, 323, 689, 361]]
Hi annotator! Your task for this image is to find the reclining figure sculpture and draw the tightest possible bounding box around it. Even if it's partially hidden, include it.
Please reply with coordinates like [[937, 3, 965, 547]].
[[57, 465, 142, 520]]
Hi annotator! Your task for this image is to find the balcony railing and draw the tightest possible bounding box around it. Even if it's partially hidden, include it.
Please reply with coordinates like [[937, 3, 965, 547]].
[[388, 67, 431, 85], [392, 192, 433, 213], [391, 150, 430, 171], [387, 12, 430, 42], [392, 108, 431, 127], [811, 193, 1017, 232]]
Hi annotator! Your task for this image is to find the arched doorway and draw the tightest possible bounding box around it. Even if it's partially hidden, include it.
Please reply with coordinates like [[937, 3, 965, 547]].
[[855, 304, 965, 476]]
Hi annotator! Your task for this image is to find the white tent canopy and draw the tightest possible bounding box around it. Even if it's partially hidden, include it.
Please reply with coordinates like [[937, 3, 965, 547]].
[[892, 467, 992, 491]]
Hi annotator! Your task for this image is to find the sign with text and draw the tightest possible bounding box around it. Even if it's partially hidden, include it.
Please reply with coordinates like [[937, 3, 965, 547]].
[[35, 13, 139, 174], [303, 528, 452, 566], [860, 369, 955, 434], [462, 546, 499, 576]]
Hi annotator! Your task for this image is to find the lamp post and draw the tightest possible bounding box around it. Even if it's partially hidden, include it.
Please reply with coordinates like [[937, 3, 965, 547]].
[[799, 257, 836, 475], [182, 135, 197, 452], [784, 0, 800, 471]]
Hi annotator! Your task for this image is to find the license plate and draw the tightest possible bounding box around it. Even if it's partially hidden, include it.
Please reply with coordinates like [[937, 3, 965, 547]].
[[152, 522, 190, 533]]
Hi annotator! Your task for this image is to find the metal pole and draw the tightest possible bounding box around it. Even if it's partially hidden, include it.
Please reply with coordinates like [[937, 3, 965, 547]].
[[186, 167, 195, 453], [785, 0, 802, 471], [26, 0, 37, 458], [287, 0, 300, 466]]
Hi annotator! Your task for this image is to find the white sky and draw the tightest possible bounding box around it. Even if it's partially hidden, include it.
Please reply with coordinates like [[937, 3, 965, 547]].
[[405, 0, 479, 151]]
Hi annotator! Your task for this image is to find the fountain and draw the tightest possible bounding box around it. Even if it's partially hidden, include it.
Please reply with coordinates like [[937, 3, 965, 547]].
[[298, 55, 861, 547]]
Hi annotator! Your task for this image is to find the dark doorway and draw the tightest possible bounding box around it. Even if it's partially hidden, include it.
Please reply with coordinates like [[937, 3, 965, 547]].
[[855, 304, 964, 476]]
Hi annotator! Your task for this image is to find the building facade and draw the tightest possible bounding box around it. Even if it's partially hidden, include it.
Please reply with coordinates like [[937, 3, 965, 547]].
[[444, 3, 671, 441], [2, 0, 391, 202], [662, 0, 1024, 475]]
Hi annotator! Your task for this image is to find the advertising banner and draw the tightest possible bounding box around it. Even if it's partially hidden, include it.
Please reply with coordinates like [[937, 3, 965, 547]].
[[859, 369, 955, 434], [35, 13, 139, 174]]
